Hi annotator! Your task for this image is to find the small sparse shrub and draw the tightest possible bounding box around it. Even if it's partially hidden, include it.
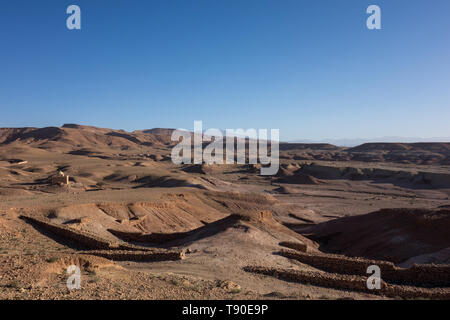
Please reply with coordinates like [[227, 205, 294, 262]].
[[45, 257, 58, 263], [230, 288, 242, 294], [87, 270, 97, 276], [89, 276, 100, 283], [5, 280, 20, 289]]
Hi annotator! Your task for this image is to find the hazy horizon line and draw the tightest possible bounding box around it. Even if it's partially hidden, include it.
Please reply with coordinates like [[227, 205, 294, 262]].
[[1, 123, 450, 147]]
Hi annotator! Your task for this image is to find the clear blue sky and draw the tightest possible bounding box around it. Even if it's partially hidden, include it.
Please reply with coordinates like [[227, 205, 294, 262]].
[[1, 0, 449, 141]]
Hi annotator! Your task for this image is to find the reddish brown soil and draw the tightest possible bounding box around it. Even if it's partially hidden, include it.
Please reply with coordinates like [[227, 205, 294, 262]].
[[1, 124, 449, 300]]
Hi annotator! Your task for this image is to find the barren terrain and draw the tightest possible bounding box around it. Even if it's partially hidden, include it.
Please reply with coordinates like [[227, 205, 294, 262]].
[[1, 124, 449, 300]]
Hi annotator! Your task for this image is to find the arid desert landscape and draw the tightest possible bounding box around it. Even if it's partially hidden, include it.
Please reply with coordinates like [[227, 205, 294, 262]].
[[0, 124, 449, 300]]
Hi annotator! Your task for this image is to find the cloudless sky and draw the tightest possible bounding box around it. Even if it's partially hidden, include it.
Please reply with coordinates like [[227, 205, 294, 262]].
[[1, 0, 449, 140]]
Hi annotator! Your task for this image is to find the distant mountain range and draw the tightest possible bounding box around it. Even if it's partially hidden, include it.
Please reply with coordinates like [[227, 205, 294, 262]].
[[289, 137, 450, 147], [1, 124, 450, 166]]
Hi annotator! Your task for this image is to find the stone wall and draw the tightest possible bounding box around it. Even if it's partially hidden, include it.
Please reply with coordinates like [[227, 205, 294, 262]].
[[20, 215, 184, 261], [279, 241, 307, 253], [79, 249, 184, 261], [280, 249, 450, 287], [243, 266, 450, 300], [21, 215, 112, 250], [108, 229, 188, 243], [108, 214, 241, 244]]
